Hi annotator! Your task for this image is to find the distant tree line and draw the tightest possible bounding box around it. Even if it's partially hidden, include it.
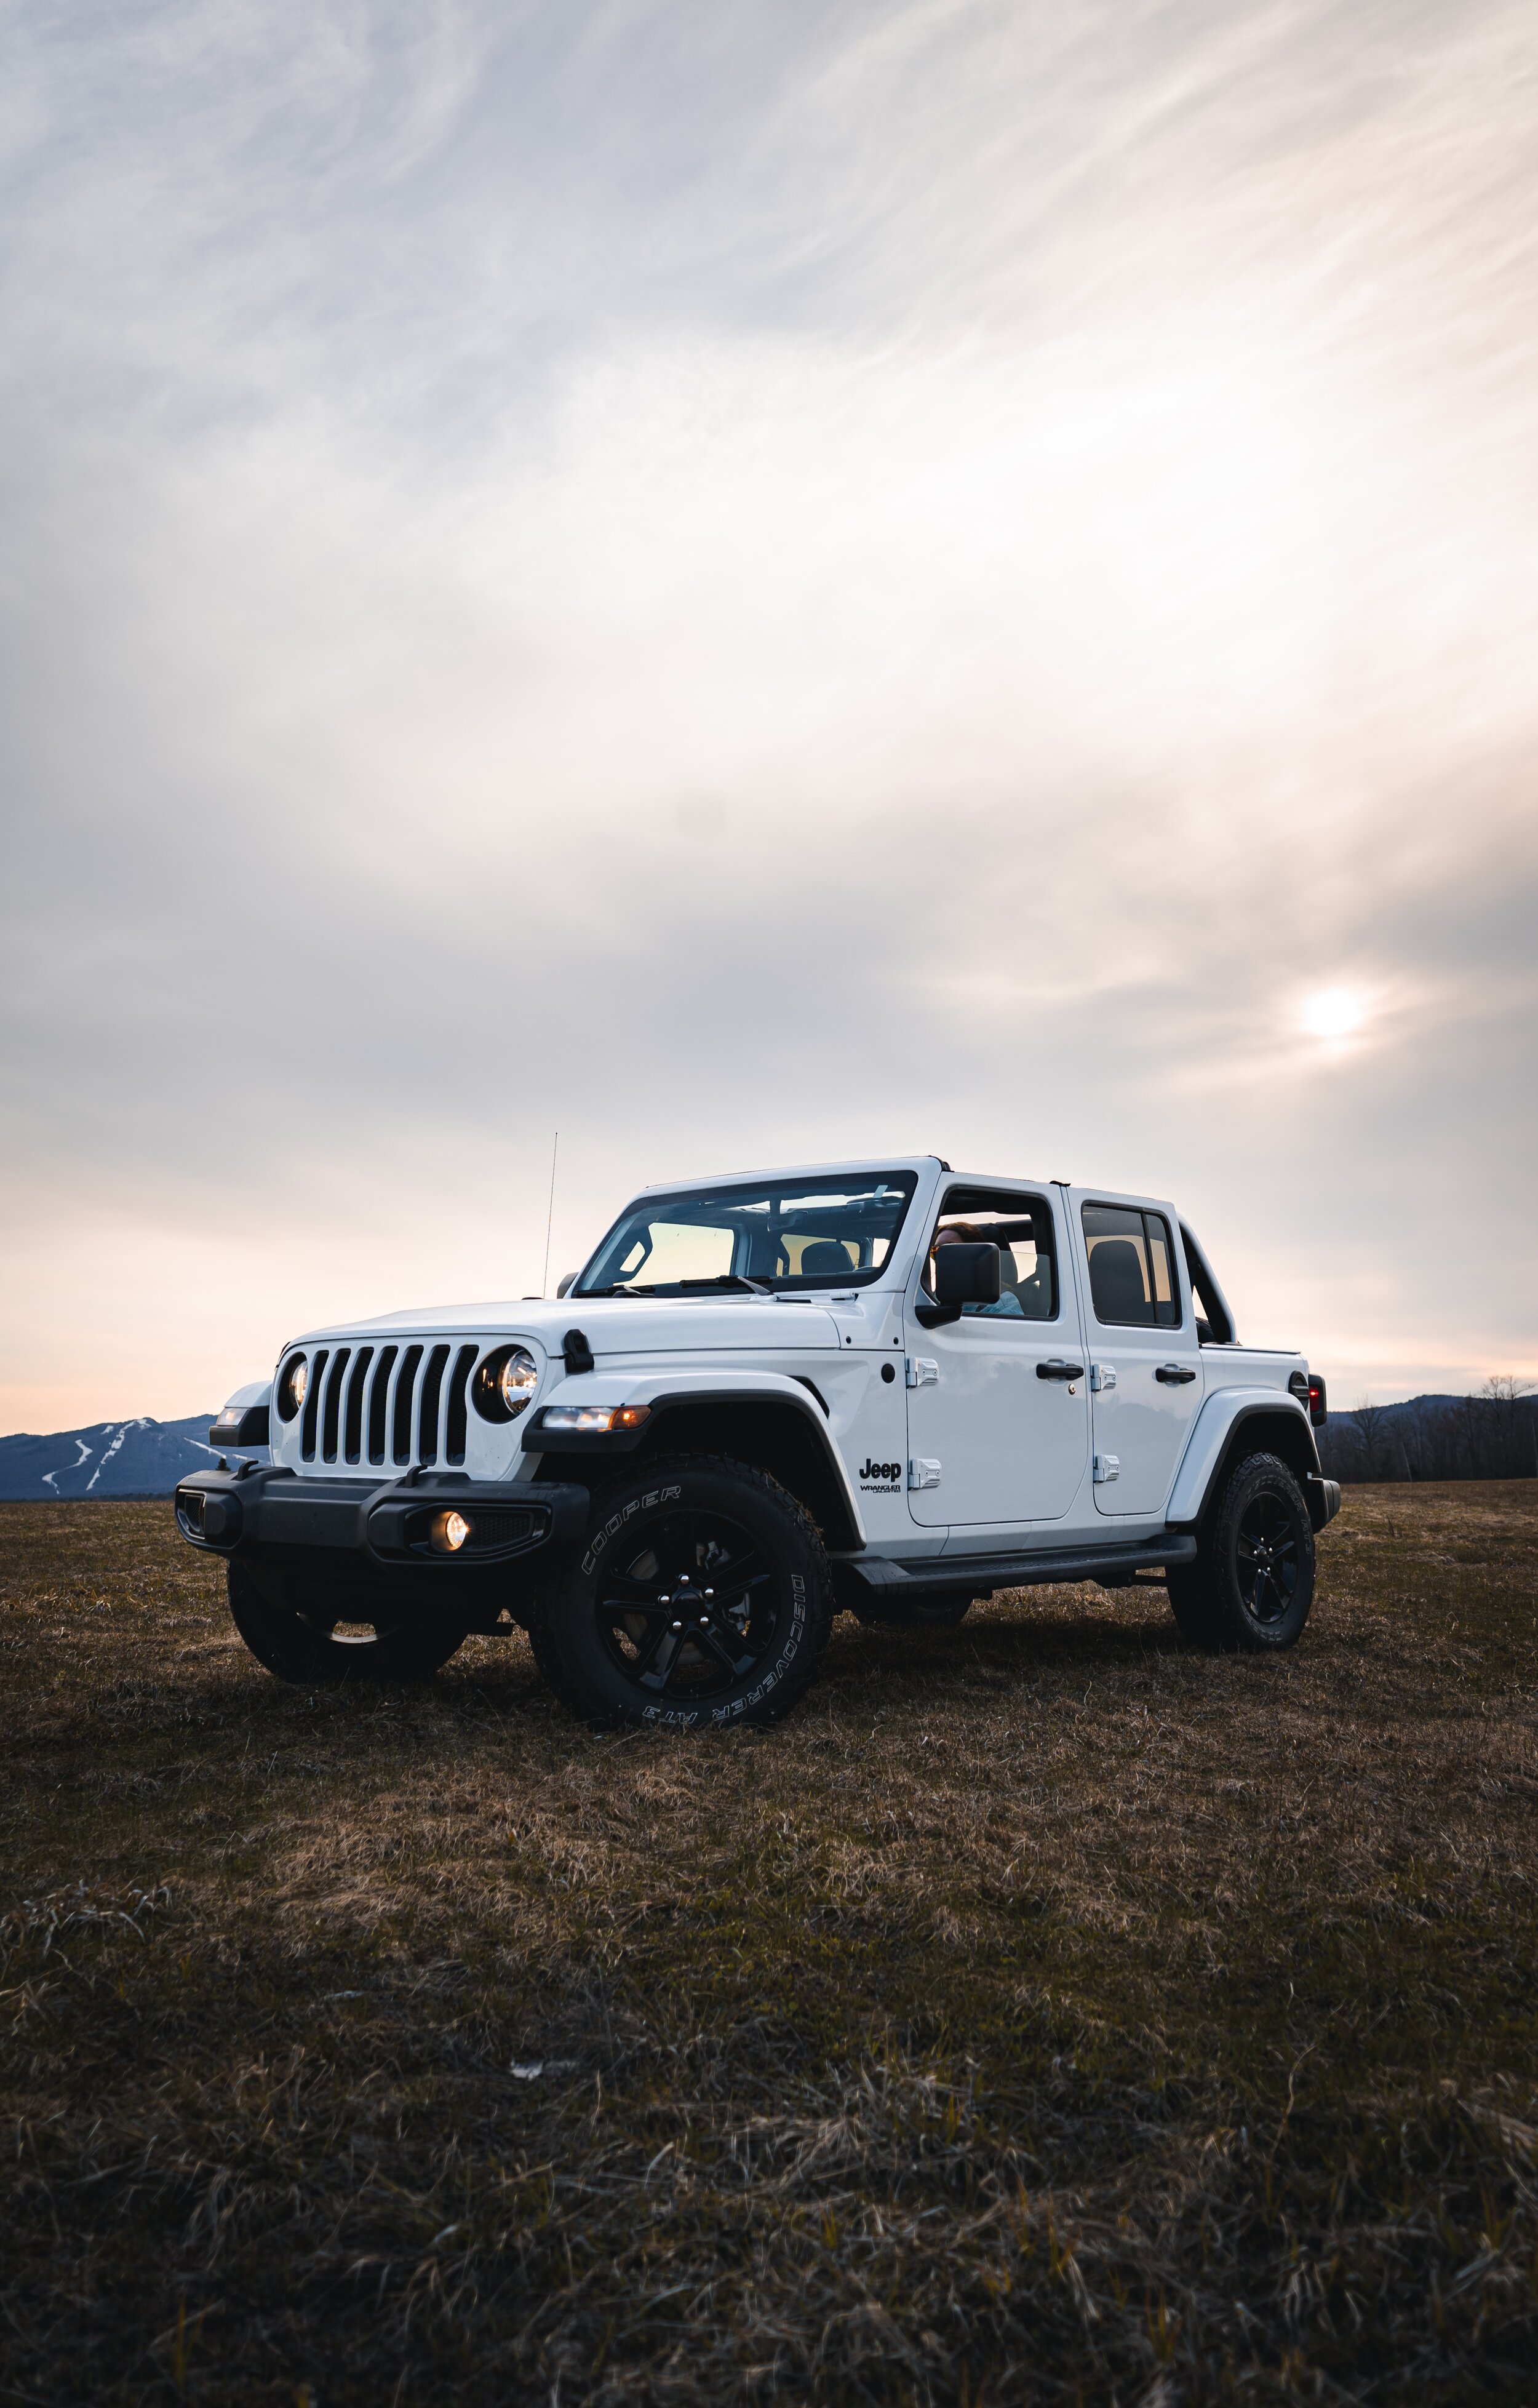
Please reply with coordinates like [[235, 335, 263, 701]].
[[1318, 1377, 1537, 1482]]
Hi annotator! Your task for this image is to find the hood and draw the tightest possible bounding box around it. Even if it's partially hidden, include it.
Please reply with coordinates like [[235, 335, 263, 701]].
[[289, 1292, 848, 1357]]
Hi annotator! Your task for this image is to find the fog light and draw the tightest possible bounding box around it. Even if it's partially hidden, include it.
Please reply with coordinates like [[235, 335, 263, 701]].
[[431, 1509, 473, 1553]]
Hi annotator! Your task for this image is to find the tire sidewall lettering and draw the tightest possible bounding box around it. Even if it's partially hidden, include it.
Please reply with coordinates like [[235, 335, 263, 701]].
[[707, 1571, 805, 1721], [580, 1483, 682, 1576]]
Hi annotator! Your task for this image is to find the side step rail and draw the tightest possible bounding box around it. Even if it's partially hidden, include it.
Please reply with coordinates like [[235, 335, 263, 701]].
[[844, 1533, 1198, 1597]]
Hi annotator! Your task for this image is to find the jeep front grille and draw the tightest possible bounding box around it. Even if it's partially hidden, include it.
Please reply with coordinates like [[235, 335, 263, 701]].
[[298, 1339, 485, 1469]]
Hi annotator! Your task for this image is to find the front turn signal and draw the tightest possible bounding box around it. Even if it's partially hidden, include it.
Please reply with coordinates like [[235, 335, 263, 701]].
[[540, 1403, 650, 1434]]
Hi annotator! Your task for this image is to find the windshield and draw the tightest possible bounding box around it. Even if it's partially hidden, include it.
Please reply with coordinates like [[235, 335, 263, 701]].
[[576, 1171, 920, 1296]]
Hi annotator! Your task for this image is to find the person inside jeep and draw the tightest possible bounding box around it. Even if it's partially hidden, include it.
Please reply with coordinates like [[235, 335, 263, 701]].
[[930, 1222, 1024, 1316], [928, 1214, 1056, 1318]]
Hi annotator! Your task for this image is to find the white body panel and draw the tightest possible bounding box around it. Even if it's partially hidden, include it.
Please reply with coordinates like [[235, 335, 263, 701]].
[[1065, 1186, 1204, 1516], [902, 1182, 1090, 1527]]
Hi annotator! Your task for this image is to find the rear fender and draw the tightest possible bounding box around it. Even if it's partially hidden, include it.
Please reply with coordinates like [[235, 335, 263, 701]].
[[1168, 1390, 1324, 1529]]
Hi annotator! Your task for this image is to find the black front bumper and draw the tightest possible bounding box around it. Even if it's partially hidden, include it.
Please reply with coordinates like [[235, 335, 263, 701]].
[[173, 1464, 589, 1577]]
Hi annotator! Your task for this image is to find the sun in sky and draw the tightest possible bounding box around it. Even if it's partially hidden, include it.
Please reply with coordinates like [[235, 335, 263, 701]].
[[1297, 986, 1373, 1045]]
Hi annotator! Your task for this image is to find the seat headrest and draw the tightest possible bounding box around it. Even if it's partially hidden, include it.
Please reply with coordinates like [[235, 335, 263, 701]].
[[1090, 1237, 1152, 1323], [800, 1240, 854, 1276]]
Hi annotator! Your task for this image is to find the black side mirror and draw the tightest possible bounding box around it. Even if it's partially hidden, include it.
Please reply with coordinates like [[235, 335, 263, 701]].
[[933, 1242, 1001, 1306]]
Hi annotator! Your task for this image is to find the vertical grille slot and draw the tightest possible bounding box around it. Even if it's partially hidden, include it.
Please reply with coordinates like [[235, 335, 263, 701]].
[[301, 1349, 329, 1461], [392, 1345, 424, 1464], [368, 1346, 397, 1465], [417, 1344, 450, 1465], [321, 1348, 351, 1463], [343, 1347, 374, 1464], [445, 1344, 479, 1465]]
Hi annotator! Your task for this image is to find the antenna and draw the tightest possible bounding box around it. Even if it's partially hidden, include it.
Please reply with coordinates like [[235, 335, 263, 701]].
[[541, 1131, 559, 1298]]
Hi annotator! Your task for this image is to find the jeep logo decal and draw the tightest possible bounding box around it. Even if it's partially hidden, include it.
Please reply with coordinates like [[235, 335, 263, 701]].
[[858, 1459, 902, 1483]]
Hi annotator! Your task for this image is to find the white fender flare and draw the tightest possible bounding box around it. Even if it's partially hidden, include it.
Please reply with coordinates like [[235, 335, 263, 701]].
[[1167, 1388, 1321, 1528], [524, 1366, 867, 1546]]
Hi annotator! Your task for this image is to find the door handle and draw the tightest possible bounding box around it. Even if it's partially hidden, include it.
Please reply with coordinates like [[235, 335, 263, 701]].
[[1155, 1363, 1197, 1384], [1037, 1360, 1085, 1381]]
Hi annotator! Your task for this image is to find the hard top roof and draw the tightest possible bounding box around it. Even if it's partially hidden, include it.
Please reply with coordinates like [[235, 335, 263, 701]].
[[634, 1157, 947, 1197], [629, 1160, 1182, 1223]]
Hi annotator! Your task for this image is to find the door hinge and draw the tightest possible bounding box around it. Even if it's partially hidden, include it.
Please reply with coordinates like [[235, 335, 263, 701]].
[[1093, 1453, 1120, 1484], [1090, 1362, 1117, 1393], [906, 1356, 939, 1388], [909, 1458, 942, 1490]]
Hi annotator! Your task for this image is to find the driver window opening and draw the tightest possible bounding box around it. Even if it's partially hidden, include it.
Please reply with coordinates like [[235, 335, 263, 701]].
[[921, 1192, 1058, 1320]]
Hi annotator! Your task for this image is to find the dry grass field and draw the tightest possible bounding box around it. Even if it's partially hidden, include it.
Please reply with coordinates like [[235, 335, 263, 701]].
[[2, 1485, 1537, 2407]]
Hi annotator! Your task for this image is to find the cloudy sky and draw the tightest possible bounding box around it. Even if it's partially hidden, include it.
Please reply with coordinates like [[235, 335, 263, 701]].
[[2, 0, 1536, 1430]]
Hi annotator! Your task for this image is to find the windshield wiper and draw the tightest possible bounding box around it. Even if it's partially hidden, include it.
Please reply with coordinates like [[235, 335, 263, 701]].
[[580, 1275, 770, 1298]]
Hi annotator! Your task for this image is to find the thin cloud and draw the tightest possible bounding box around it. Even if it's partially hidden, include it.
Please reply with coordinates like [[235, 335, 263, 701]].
[[1, 0, 1536, 1421]]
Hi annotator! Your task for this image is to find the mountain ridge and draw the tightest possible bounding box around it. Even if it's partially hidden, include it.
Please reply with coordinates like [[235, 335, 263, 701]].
[[0, 1416, 269, 1502]]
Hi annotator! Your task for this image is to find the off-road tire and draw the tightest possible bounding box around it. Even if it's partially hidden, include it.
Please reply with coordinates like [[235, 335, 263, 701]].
[[1167, 1451, 1315, 1653], [228, 1563, 469, 1684], [848, 1588, 980, 1631], [534, 1454, 834, 1728]]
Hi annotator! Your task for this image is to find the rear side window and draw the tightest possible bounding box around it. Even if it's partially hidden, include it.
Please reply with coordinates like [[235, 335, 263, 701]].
[[1083, 1203, 1181, 1328]]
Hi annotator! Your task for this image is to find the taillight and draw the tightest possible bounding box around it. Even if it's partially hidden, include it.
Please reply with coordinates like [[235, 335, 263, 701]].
[[1307, 1374, 1326, 1427]]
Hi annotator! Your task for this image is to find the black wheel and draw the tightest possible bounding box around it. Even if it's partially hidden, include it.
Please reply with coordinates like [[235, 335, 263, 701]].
[[1167, 1451, 1315, 1652], [847, 1587, 980, 1630], [534, 1456, 834, 1728], [228, 1564, 468, 1684]]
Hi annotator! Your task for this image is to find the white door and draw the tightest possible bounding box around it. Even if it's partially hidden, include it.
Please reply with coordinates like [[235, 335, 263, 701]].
[[1075, 1196, 1202, 1515], [906, 1188, 1091, 1528]]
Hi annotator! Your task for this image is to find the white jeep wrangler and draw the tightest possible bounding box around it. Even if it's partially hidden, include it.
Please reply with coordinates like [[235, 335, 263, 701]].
[[177, 1158, 1337, 1725]]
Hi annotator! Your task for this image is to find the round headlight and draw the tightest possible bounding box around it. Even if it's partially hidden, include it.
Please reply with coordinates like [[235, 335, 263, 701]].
[[498, 1347, 538, 1416], [472, 1346, 539, 1423], [276, 1354, 308, 1422]]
